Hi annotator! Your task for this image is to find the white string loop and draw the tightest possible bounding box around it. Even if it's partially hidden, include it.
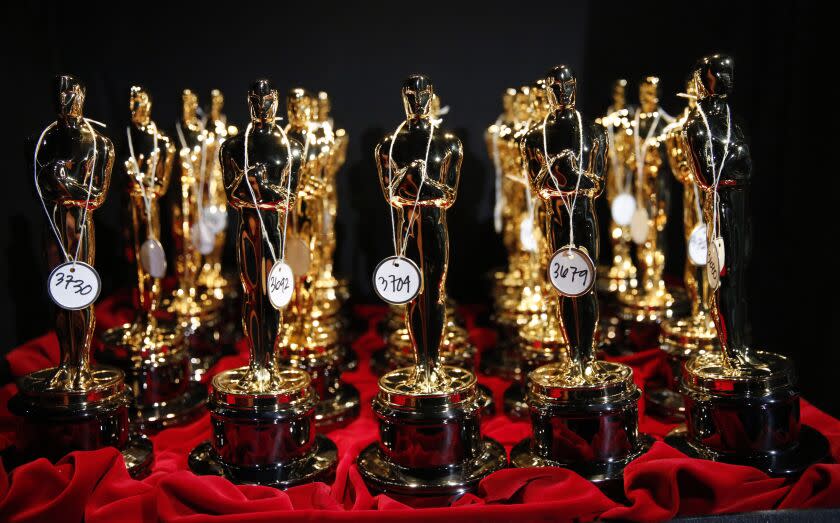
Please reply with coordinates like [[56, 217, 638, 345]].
[[386, 118, 436, 259], [33, 118, 103, 267], [542, 110, 585, 249], [242, 120, 295, 263], [695, 102, 731, 243]]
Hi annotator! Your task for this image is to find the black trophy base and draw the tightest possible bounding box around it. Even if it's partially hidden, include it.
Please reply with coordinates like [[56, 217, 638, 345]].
[[503, 382, 528, 421], [133, 381, 208, 434], [665, 425, 830, 477], [357, 438, 507, 506], [1, 434, 153, 479], [314, 382, 361, 432], [644, 385, 685, 422], [510, 434, 653, 500], [188, 434, 338, 489]]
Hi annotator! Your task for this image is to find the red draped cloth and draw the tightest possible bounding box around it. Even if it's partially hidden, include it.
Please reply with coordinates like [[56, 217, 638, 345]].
[[1, 295, 839, 522]]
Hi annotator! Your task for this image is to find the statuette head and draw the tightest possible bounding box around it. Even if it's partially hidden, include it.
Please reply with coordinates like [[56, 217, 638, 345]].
[[545, 65, 576, 109]]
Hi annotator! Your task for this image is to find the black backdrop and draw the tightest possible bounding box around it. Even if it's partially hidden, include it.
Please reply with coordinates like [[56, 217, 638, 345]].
[[1, 1, 831, 415]]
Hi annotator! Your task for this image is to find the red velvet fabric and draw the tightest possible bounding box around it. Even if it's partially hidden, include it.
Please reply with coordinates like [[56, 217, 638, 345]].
[[1, 297, 839, 522]]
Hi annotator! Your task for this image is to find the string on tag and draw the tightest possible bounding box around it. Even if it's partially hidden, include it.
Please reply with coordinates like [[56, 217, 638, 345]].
[[604, 113, 632, 196], [386, 118, 435, 259], [695, 102, 731, 245], [33, 118, 102, 267], [542, 110, 585, 250], [632, 108, 662, 207], [242, 120, 295, 263], [126, 123, 161, 236], [490, 114, 504, 234]]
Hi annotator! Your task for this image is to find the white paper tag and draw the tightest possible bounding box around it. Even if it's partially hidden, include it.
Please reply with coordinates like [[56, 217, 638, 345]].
[[140, 238, 167, 278], [630, 207, 649, 245], [286, 236, 311, 276], [707, 238, 721, 290], [611, 192, 636, 227], [192, 220, 215, 255], [202, 205, 228, 234], [373, 256, 422, 305], [267, 261, 295, 309], [520, 217, 537, 253], [687, 224, 708, 266], [713, 236, 725, 270], [547, 246, 595, 297], [47, 261, 101, 310]]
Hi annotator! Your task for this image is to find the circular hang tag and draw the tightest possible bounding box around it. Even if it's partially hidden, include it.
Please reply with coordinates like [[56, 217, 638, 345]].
[[192, 220, 215, 255], [630, 207, 650, 245], [140, 238, 167, 278], [611, 192, 636, 226], [520, 217, 537, 253], [707, 239, 721, 290], [687, 224, 708, 266], [713, 236, 725, 271], [267, 261, 295, 309], [372, 256, 422, 305], [202, 205, 228, 234], [47, 261, 102, 310], [285, 236, 311, 276], [547, 246, 596, 297]]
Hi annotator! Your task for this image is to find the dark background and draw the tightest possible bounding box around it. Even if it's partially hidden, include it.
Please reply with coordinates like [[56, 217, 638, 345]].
[[0, 2, 831, 414]]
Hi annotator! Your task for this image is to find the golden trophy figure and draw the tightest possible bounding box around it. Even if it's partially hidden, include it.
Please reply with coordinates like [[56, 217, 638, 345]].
[[189, 80, 337, 487], [598, 79, 637, 294], [491, 83, 568, 419], [372, 94, 478, 377], [278, 88, 360, 430], [165, 89, 226, 379], [9, 75, 152, 476], [358, 75, 505, 504], [312, 91, 358, 371], [197, 89, 237, 301], [510, 66, 650, 494], [665, 55, 828, 475], [615, 77, 686, 350], [645, 80, 719, 420], [99, 86, 207, 432]]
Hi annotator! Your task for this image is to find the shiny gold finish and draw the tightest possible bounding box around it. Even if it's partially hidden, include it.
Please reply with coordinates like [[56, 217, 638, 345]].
[[313, 91, 350, 312], [197, 89, 238, 300], [278, 88, 339, 365], [488, 83, 567, 380], [385, 317, 476, 370], [374, 75, 463, 393], [659, 81, 717, 357], [103, 87, 184, 361], [219, 80, 303, 393], [599, 79, 637, 292], [617, 77, 674, 322], [166, 90, 222, 336], [35, 80, 115, 391]]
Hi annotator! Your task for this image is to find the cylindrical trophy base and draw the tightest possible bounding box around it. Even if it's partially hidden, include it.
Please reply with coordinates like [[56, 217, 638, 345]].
[[7, 367, 153, 478], [98, 321, 207, 433], [503, 338, 568, 420], [189, 435, 337, 488], [644, 314, 719, 422], [188, 367, 337, 488], [665, 351, 830, 477], [511, 360, 650, 496], [605, 287, 689, 354], [280, 349, 360, 431], [357, 366, 507, 505]]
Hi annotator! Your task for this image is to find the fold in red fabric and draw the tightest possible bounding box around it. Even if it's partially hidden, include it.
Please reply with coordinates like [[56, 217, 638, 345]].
[[1, 297, 839, 522]]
